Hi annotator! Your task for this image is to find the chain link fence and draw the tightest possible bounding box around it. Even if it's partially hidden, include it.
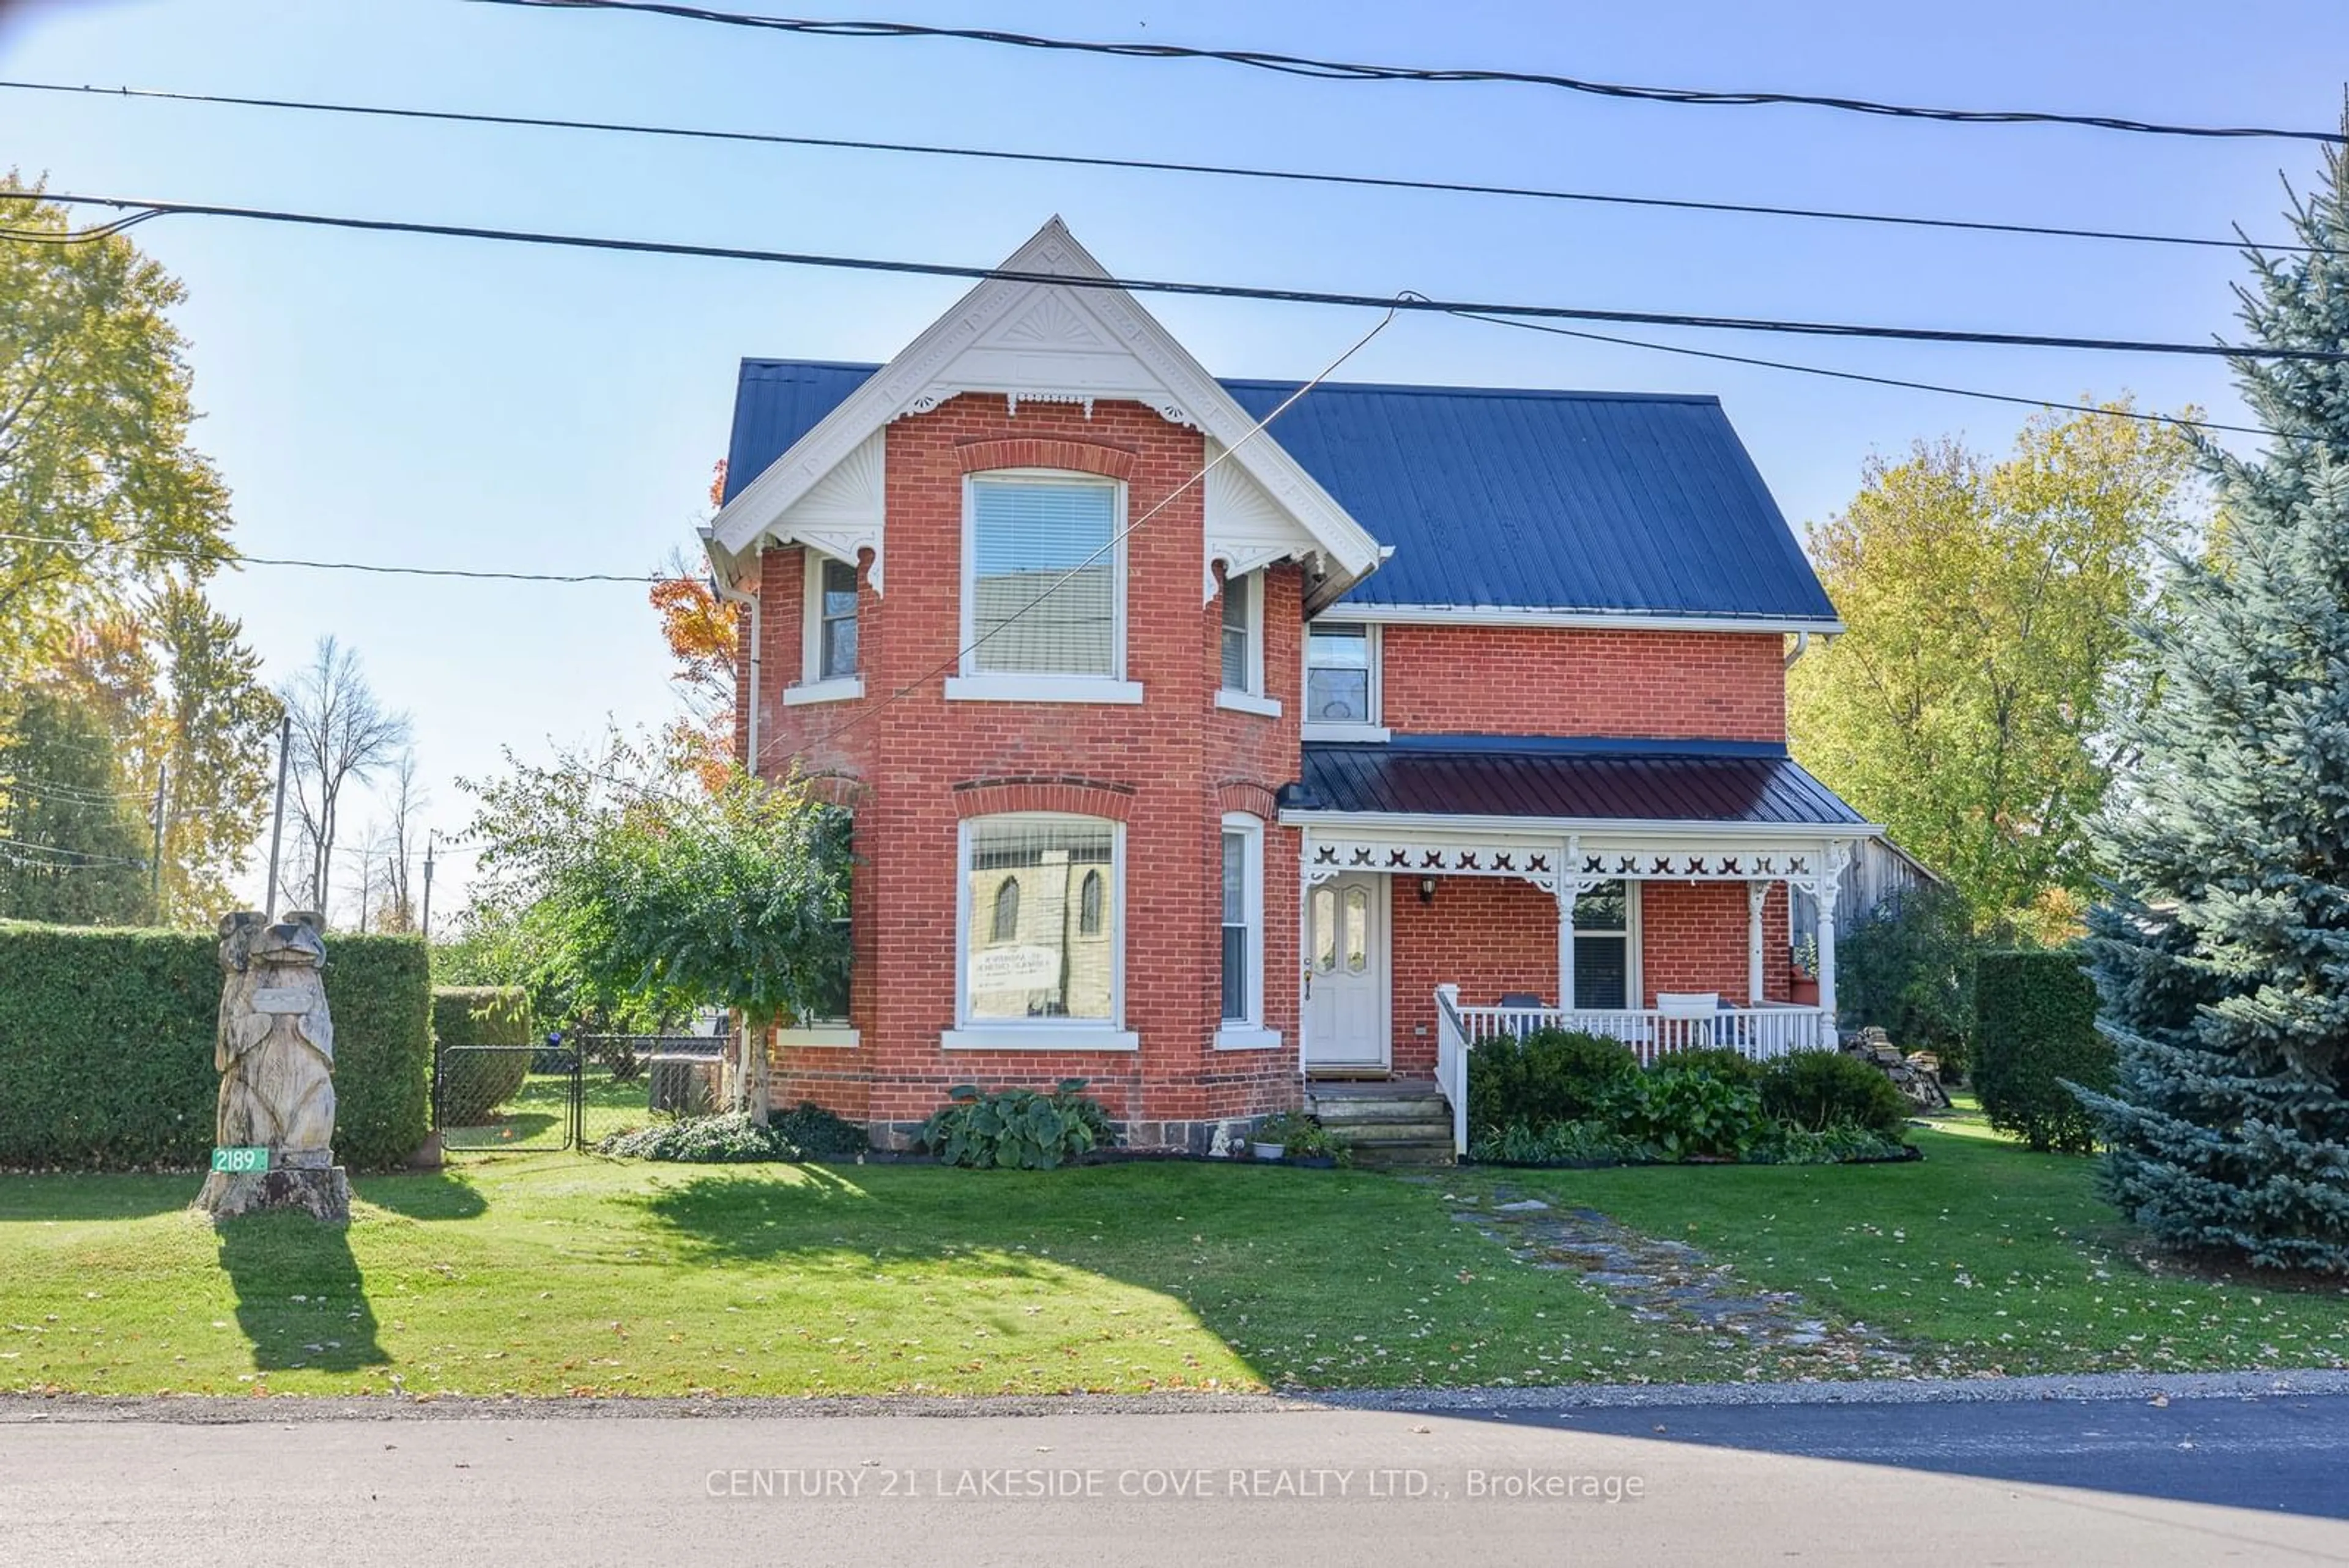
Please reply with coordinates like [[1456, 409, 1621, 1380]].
[[434, 1033, 730, 1154]]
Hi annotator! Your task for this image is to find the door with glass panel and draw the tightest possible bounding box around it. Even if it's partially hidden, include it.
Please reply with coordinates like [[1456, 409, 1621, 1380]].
[[1303, 874, 1387, 1069]]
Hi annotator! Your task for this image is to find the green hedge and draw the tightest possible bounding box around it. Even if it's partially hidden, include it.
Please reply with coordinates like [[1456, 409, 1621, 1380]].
[[0, 922, 431, 1171], [1972, 948, 2109, 1153], [430, 986, 532, 1115]]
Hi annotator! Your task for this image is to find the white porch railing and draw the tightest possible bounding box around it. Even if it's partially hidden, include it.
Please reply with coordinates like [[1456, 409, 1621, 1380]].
[[1431, 985, 1830, 1154]]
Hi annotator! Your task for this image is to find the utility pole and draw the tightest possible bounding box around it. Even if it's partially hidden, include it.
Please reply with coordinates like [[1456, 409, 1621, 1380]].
[[420, 831, 436, 938], [148, 761, 168, 919], [264, 713, 292, 918], [357, 849, 371, 934]]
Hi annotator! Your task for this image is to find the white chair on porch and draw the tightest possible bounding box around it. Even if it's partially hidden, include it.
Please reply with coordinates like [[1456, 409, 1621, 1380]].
[[1655, 991, 1720, 1052]]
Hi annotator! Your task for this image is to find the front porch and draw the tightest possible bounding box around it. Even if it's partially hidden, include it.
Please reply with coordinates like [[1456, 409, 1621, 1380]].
[[1280, 738, 1880, 1156]]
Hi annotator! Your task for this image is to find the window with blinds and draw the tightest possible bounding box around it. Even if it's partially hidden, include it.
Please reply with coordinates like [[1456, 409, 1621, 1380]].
[[1220, 571, 1253, 692], [967, 476, 1120, 677], [963, 816, 1116, 1022], [1573, 879, 1632, 1010]]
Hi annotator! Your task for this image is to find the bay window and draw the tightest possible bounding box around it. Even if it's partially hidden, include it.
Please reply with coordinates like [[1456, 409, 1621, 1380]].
[[948, 813, 1134, 1050], [949, 472, 1140, 703], [786, 551, 864, 705], [1215, 569, 1279, 717], [1215, 812, 1278, 1050]]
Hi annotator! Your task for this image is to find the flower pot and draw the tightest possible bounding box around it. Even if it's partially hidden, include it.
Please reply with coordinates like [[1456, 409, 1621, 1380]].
[[1250, 1140, 1285, 1162], [1790, 977, 1820, 1005]]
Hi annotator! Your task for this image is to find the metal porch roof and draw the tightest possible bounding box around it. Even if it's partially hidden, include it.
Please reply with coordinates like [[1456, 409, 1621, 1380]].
[[1291, 736, 1871, 828]]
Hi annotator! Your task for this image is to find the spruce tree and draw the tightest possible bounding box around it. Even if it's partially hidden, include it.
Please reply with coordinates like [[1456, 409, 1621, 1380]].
[[2074, 138, 2349, 1274]]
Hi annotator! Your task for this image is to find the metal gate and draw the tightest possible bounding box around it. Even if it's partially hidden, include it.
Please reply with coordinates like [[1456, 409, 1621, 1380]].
[[432, 1032, 728, 1154]]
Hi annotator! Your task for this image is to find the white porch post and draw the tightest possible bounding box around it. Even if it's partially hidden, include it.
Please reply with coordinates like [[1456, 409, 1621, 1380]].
[[1746, 879, 1767, 1005], [1814, 877, 1841, 1047], [1556, 887, 1576, 1012]]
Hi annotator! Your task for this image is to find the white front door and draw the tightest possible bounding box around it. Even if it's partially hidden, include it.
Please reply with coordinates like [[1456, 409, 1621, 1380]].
[[1304, 874, 1388, 1070]]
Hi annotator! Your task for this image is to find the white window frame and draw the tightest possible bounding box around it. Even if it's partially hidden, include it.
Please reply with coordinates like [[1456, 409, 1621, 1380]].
[[1215, 812, 1279, 1050], [785, 549, 864, 706], [1571, 880, 1644, 1011], [943, 812, 1137, 1052], [944, 470, 1143, 705], [1300, 619, 1389, 741], [1214, 569, 1281, 718]]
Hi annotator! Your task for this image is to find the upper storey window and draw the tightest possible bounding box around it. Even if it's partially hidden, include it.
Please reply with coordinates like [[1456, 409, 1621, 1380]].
[[786, 551, 864, 706], [1302, 621, 1384, 739], [963, 474, 1123, 680], [1213, 568, 1281, 718], [817, 559, 859, 679]]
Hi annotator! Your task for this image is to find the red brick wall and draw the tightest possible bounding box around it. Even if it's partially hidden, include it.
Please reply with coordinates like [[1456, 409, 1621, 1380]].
[[1378, 625, 1786, 741], [1384, 875, 1794, 1075], [748, 394, 1304, 1137], [1387, 876, 1559, 1076], [1638, 880, 1791, 1007]]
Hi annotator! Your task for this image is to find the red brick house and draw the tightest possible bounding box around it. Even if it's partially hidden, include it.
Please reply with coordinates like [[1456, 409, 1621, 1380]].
[[703, 220, 1879, 1155]]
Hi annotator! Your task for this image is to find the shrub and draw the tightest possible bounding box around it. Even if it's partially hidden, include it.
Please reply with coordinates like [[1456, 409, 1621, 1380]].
[[0, 923, 429, 1171], [430, 986, 532, 1118], [1750, 1122, 1913, 1165], [1973, 947, 2109, 1153], [600, 1111, 796, 1162], [1605, 1063, 1771, 1161], [1836, 882, 1976, 1078], [1759, 1049, 1914, 1139], [1649, 1046, 1763, 1086], [920, 1079, 1117, 1170], [1251, 1112, 1347, 1162], [1466, 1027, 1638, 1132], [770, 1099, 868, 1157], [1469, 1118, 1650, 1165]]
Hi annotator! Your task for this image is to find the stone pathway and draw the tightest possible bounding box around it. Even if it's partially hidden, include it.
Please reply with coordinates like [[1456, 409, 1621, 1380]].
[[1432, 1182, 1912, 1375]]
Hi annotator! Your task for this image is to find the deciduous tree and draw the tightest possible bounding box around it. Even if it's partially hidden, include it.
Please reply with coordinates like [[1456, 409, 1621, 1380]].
[[1788, 408, 2197, 940], [278, 636, 411, 917], [0, 177, 232, 688], [461, 727, 847, 1122]]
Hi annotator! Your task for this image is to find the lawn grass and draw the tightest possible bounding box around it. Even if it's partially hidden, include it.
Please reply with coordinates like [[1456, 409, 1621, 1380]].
[[0, 1157, 1693, 1398], [7, 1129, 2343, 1400], [1468, 1126, 2349, 1378]]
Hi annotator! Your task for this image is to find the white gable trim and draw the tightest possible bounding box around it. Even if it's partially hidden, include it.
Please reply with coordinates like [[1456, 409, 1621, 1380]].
[[707, 218, 1381, 599]]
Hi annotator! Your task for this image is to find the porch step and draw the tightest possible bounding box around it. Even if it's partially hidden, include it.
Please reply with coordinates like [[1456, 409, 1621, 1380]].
[[1333, 1121, 1455, 1146], [1305, 1096, 1451, 1124], [1305, 1080, 1455, 1165]]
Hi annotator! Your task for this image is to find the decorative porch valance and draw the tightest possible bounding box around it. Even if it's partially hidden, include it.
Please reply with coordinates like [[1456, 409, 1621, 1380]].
[[1280, 736, 1885, 1035]]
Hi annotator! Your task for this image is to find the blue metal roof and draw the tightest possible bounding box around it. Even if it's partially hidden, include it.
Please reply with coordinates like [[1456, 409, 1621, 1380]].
[[1292, 735, 1869, 827], [722, 360, 880, 506], [723, 359, 1836, 623]]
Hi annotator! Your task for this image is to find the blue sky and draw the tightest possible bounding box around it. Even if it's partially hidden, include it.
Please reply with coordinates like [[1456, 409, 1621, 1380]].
[[7, 0, 2345, 913]]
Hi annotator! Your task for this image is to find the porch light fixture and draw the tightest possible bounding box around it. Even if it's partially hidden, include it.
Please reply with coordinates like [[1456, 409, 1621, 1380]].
[[1417, 875, 1436, 905]]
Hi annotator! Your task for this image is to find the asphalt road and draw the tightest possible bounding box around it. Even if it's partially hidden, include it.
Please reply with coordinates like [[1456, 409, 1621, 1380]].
[[6, 1391, 2347, 1567]]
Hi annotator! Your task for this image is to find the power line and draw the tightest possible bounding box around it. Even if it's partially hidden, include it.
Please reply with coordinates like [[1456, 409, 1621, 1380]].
[[0, 836, 147, 867], [1448, 311, 2267, 437], [0, 775, 153, 804], [0, 530, 659, 584], [473, 0, 2349, 147], [1, 78, 2317, 256], [11, 190, 2342, 362]]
